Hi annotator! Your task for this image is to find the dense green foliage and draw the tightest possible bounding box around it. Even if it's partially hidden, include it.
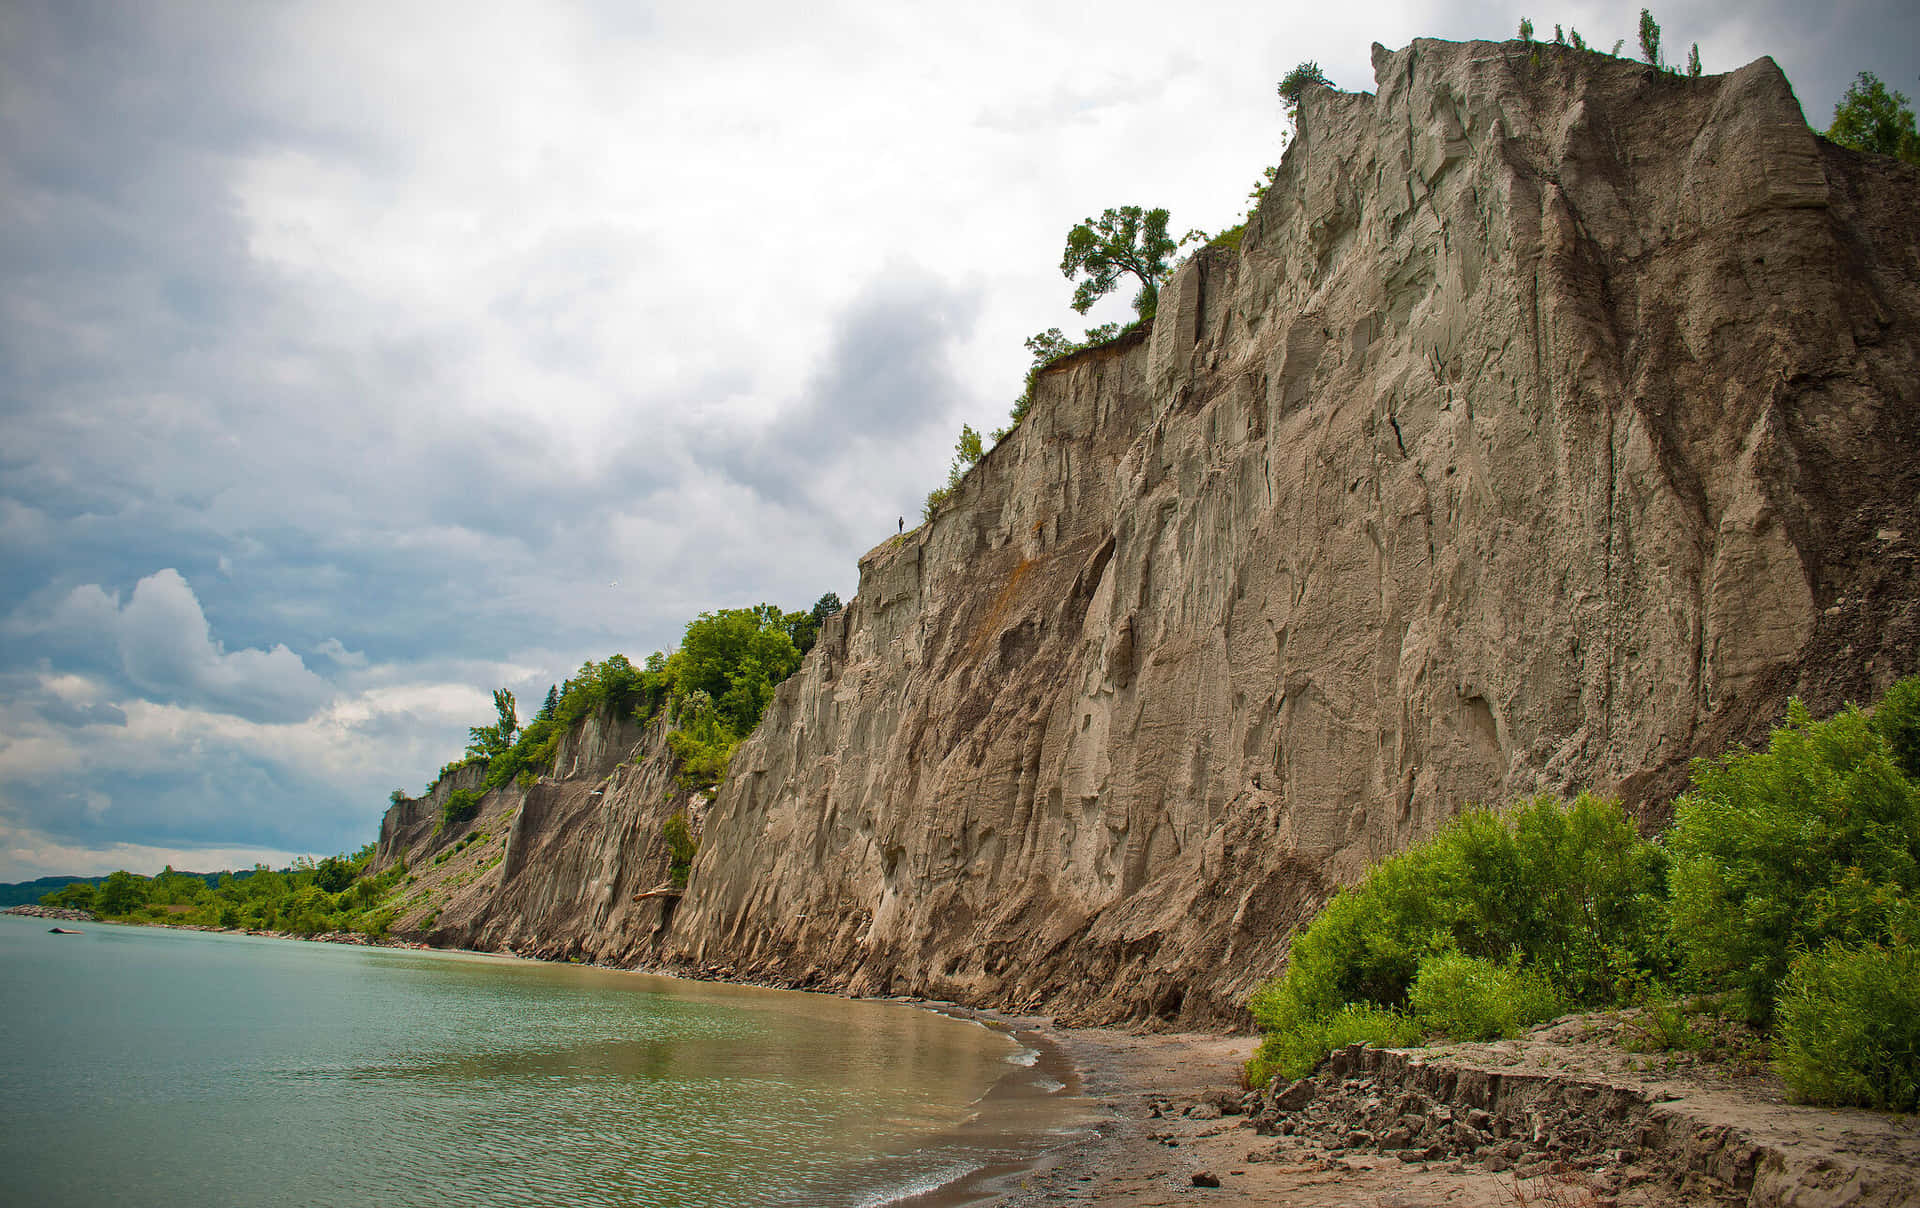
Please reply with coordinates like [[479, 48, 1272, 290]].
[[1249, 676, 1920, 1111], [441, 788, 483, 831], [1827, 72, 1920, 165], [1407, 952, 1567, 1041], [410, 595, 838, 811], [41, 847, 408, 936], [1061, 206, 1176, 319], [1667, 697, 1920, 1022], [1775, 942, 1920, 1110], [1247, 794, 1669, 1083]]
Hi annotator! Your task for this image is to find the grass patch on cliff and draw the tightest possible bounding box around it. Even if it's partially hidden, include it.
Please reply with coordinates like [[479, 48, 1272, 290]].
[[1247, 676, 1920, 1113]]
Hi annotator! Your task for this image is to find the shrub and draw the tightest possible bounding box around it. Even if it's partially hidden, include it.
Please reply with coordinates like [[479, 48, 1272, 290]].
[[1408, 951, 1567, 1040], [441, 788, 483, 831], [1667, 696, 1920, 1021], [1247, 1003, 1419, 1086], [1247, 794, 1668, 1084], [663, 813, 698, 889], [1775, 942, 1920, 1110]]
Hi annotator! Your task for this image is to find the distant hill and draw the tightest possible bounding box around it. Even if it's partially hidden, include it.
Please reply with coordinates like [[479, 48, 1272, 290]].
[[0, 870, 243, 908], [0, 875, 107, 908]]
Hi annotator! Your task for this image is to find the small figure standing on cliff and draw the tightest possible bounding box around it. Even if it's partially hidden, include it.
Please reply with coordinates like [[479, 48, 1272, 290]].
[[898, 516, 904, 534]]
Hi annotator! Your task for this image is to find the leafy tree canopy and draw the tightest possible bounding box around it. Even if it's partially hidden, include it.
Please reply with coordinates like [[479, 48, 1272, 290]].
[[1827, 72, 1920, 165], [1061, 206, 1176, 319]]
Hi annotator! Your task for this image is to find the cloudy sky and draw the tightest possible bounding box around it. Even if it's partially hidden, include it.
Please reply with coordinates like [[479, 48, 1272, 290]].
[[1, 0, 1911, 881]]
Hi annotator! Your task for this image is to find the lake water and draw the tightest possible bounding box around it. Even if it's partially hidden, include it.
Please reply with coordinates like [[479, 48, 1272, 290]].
[[0, 916, 1085, 1206]]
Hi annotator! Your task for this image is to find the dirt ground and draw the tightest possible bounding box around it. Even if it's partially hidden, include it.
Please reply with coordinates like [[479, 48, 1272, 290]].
[[965, 1011, 1920, 1208]]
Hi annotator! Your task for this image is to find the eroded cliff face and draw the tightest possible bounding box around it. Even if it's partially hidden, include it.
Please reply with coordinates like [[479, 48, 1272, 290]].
[[375, 708, 705, 963], [662, 40, 1920, 1025], [374, 38, 1920, 1026]]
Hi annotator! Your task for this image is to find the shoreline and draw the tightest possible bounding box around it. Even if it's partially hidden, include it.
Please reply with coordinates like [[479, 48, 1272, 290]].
[[18, 917, 1911, 1206]]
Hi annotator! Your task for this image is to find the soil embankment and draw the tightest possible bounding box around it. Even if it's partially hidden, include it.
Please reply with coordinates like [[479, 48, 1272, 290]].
[[987, 1018, 1918, 1208]]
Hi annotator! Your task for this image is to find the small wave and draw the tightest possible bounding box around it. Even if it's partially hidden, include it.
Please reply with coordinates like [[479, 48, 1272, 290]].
[[1032, 1077, 1066, 1093], [1005, 1047, 1039, 1067], [851, 1161, 981, 1207]]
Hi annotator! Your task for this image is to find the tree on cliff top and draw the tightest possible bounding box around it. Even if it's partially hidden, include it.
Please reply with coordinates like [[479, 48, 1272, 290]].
[[1827, 72, 1920, 165], [1276, 61, 1330, 118], [1061, 206, 1177, 320], [465, 689, 518, 761]]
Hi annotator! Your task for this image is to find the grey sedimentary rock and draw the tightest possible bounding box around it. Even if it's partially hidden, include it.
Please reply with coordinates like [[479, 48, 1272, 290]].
[[378, 38, 1920, 1026]]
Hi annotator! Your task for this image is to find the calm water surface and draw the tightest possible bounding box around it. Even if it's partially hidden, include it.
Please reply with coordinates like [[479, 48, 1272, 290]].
[[0, 917, 1078, 1206]]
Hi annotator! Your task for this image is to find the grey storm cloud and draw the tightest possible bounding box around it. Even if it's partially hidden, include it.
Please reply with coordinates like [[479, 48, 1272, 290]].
[[705, 269, 983, 514]]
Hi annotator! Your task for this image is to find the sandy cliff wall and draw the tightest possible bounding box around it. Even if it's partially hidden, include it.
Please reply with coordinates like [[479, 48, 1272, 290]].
[[374, 707, 707, 962], [660, 39, 1920, 1026]]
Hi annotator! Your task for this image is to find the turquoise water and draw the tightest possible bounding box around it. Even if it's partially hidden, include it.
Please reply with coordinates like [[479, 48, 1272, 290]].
[[0, 917, 1075, 1206]]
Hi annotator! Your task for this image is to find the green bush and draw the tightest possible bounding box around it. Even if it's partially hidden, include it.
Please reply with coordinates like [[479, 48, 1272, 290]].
[[440, 788, 483, 831], [1247, 1003, 1419, 1086], [1247, 794, 1668, 1084], [663, 813, 698, 889], [1775, 942, 1920, 1110], [1408, 951, 1567, 1040], [1667, 698, 1920, 1021]]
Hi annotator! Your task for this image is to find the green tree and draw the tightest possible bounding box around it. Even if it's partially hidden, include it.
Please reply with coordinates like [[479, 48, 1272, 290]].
[[1276, 61, 1331, 117], [466, 689, 519, 761], [39, 882, 96, 911], [1518, 16, 1533, 42], [1686, 42, 1701, 77], [1637, 8, 1661, 67], [537, 684, 559, 722], [95, 870, 147, 916], [785, 592, 844, 656], [1667, 696, 1920, 1021], [1827, 72, 1920, 165], [1061, 206, 1177, 319]]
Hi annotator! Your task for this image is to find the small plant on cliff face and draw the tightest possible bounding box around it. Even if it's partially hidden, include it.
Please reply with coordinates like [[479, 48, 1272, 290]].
[[663, 813, 698, 889], [1276, 61, 1331, 120], [440, 789, 482, 831]]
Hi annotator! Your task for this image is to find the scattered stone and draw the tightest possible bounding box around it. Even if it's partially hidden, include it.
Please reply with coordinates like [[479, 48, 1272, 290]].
[[1191, 1170, 1221, 1187]]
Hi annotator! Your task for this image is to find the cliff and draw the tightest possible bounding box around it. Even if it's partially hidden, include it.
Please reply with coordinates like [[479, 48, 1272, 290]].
[[377, 38, 1920, 1027]]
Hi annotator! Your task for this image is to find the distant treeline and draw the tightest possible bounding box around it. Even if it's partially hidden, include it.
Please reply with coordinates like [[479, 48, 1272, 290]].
[[2, 869, 255, 909], [36, 846, 406, 936]]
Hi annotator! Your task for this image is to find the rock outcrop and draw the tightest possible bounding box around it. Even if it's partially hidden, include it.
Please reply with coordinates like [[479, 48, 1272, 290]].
[[377, 38, 1920, 1027]]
